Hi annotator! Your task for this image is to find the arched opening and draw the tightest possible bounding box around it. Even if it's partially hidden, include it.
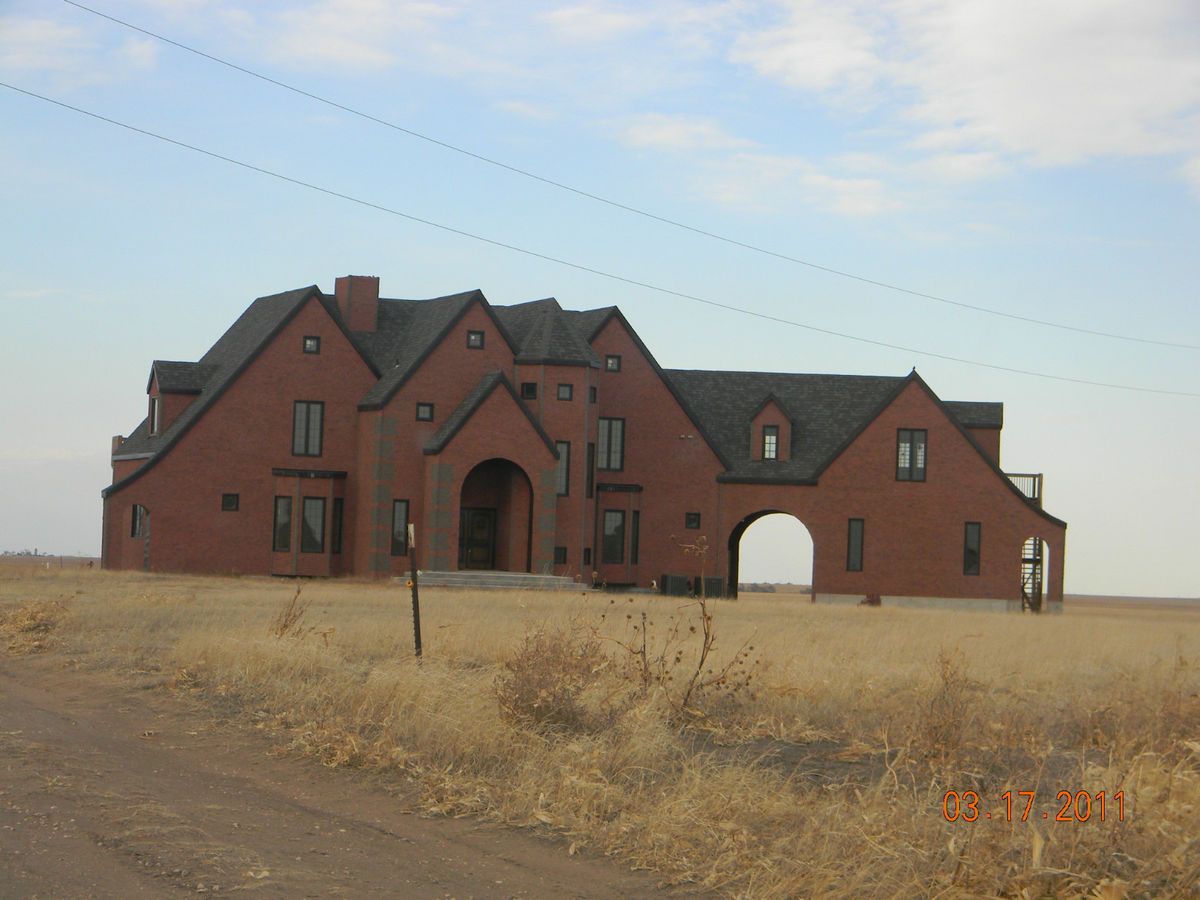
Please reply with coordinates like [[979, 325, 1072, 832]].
[[458, 458, 533, 572], [728, 511, 814, 600], [1020, 535, 1053, 613]]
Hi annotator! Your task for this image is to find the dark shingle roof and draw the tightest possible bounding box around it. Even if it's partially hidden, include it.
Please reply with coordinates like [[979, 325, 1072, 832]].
[[355, 290, 484, 408], [666, 370, 905, 482], [493, 298, 600, 366], [150, 360, 216, 394], [111, 287, 317, 472], [944, 401, 1003, 429], [424, 370, 557, 457]]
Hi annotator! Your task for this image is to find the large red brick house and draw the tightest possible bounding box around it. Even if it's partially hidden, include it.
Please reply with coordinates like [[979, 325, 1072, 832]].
[[102, 275, 1066, 608]]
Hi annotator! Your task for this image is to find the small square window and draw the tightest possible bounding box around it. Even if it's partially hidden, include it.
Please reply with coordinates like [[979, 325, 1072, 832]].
[[605, 355, 621, 372], [554, 546, 568, 565], [520, 382, 538, 399], [416, 402, 434, 421], [557, 383, 573, 401], [466, 330, 485, 349], [684, 512, 701, 530], [302, 335, 321, 354], [221, 493, 239, 512], [589, 386, 597, 403]]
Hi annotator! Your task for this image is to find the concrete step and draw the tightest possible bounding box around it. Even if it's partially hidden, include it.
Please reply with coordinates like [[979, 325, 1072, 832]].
[[400, 570, 580, 591]]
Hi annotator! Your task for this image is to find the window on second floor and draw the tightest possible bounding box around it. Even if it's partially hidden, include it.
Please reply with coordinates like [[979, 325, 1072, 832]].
[[520, 382, 538, 400], [292, 401, 324, 456], [466, 330, 485, 349], [896, 429, 927, 481], [557, 383, 573, 401], [762, 425, 779, 460], [221, 493, 239, 512], [302, 335, 321, 354], [597, 417, 624, 470], [148, 396, 161, 435], [555, 441, 570, 495], [415, 402, 434, 421], [605, 354, 622, 372]]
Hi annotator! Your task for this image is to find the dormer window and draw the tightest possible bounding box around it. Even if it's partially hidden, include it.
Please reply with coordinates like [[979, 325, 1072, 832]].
[[467, 330, 485, 349], [762, 425, 779, 460], [148, 396, 161, 435], [303, 335, 321, 354]]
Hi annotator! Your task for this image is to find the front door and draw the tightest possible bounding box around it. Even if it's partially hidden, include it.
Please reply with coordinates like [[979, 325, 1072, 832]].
[[459, 508, 497, 569]]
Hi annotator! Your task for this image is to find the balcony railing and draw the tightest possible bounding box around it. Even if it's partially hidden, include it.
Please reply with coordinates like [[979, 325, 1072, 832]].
[[1005, 472, 1043, 507]]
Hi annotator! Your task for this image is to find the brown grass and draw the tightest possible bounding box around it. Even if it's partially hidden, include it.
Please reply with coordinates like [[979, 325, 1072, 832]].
[[1, 564, 1197, 897]]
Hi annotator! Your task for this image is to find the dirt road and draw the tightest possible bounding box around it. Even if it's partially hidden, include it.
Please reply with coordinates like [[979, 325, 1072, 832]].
[[0, 655, 667, 898]]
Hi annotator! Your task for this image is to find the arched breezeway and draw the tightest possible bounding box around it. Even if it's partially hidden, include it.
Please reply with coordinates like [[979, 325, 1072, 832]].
[[727, 510, 815, 600], [457, 458, 533, 572]]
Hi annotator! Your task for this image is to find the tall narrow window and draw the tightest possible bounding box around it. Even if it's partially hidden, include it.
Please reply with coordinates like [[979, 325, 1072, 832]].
[[273, 496, 292, 552], [555, 441, 570, 496], [586, 443, 595, 498], [148, 397, 160, 435], [597, 417, 625, 471], [301, 497, 326, 553], [846, 518, 864, 572], [331, 498, 344, 554], [130, 504, 147, 538], [963, 522, 981, 576], [391, 500, 409, 556], [292, 401, 324, 457], [896, 429, 927, 481], [630, 510, 640, 565], [602, 510, 625, 564], [762, 425, 779, 460]]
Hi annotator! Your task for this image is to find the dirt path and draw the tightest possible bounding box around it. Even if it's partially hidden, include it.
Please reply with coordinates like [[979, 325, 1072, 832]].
[[0, 655, 669, 898]]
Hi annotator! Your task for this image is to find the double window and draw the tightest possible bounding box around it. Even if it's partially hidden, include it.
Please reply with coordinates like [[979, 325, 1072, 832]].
[[762, 425, 779, 460], [292, 401, 324, 457], [597, 417, 625, 471], [963, 522, 981, 576], [555, 441, 570, 496], [896, 429, 927, 481], [846, 518, 864, 572]]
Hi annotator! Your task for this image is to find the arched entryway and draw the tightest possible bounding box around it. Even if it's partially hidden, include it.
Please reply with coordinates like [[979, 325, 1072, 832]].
[[458, 458, 533, 572], [727, 510, 815, 599]]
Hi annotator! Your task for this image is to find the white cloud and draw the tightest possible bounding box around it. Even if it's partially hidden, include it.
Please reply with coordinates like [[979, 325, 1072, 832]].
[[1183, 158, 1200, 199], [118, 37, 159, 70], [700, 151, 894, 216], [494, 99, 556, 121], [0, 17, 91, 72], [729, 0, 1200, 172], [542, 4, 648, 42], [621, 113, 757, 152], [269, 0, 460, 70]]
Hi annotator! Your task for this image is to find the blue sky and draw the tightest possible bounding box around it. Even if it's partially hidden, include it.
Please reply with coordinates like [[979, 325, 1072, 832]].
[[1, 0, 1197, 596]]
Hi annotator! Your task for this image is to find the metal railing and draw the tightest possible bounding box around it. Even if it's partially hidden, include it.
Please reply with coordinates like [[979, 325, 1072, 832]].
[[1005, 472, 1043, 506]]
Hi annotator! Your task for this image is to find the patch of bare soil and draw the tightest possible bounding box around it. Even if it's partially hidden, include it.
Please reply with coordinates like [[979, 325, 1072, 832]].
[[0, 654, 671, 898]]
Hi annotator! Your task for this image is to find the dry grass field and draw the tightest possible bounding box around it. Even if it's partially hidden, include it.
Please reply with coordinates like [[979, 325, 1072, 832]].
[[2, 561, 1197, 897]]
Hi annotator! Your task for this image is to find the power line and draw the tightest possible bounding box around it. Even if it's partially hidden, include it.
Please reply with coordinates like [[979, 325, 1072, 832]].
[[62, 0, 1200, 353], [4, 80, 1197, 399]]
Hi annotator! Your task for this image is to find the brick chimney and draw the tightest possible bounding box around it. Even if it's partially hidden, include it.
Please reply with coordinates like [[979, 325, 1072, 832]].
[[334, 275, 380, 332]]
